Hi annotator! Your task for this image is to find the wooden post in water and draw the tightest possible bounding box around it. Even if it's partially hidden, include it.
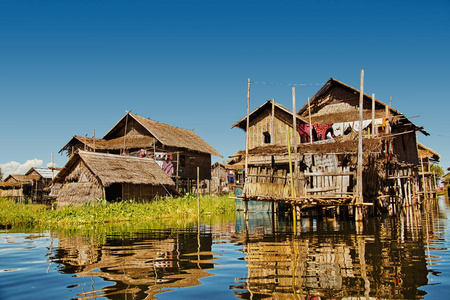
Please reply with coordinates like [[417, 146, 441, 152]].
[[420, 156, 426, 202], [197, 167, 200, 216], [287, 126, 297, 231], [356, 69, 364, 222], [244, 78, 250, 221]]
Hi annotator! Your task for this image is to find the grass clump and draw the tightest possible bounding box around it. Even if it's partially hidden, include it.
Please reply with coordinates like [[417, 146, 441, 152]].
[[0, 193, 236, 228]]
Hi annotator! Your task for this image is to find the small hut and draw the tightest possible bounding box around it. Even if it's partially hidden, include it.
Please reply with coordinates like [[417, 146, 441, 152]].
[[53, 151, 175, 206], [0, 174, 37, 200], [59, 112, 222, 194], [210, 162, 244, 194]]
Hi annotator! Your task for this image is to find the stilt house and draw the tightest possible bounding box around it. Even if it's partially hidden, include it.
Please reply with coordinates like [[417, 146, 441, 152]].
[[0, 174, 37, 199], [232, 78, 432, 216], [59, 112, 222, 193], [52, 151, 176, 206]]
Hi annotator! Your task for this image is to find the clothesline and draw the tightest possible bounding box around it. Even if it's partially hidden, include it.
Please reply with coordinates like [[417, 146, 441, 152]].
[[297, 118, 388, 142]]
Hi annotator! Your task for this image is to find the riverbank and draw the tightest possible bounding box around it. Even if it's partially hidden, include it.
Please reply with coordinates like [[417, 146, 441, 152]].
[[0, 193, 236, 228]]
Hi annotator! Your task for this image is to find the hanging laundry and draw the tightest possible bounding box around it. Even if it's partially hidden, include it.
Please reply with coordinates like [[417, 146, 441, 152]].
[[156, 160, 164, 169], [352, 120, 372, 132], [163, 161, 174, 176], [227, 170, 235, 183], [343, 122, 353, 134], [297, 124, 311, 142], [138, 149, 146, 158], [313, 123, 333, 140], [332, 123, 344, 137]]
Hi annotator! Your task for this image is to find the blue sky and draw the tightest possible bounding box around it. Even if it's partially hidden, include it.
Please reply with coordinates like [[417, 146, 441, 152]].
[[1, 0, 449, 177]]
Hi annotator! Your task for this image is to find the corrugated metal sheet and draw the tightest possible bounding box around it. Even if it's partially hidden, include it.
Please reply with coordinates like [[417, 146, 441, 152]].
[[33, 168, 59, 179]]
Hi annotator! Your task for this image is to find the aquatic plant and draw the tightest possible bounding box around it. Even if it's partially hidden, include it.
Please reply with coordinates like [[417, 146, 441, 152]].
[[0, 193, 236, 229]]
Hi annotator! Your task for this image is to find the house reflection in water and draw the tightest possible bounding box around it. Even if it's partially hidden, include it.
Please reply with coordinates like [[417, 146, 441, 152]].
[[50, 228, 215, 299], [48, 201, 441, 299], [231, 206, 434, 300]]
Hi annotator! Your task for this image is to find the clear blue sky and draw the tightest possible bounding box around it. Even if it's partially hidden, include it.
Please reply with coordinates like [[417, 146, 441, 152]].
[[1, 0, 449, 177]]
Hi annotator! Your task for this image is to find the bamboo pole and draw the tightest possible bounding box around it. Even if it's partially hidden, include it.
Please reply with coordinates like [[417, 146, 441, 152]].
[[308, 97, 312, 144], [420, 156, 426, 201], [245, 79, 250, 184], [244, 79, 250, 221], [287, 126, 297, 230], [356, 69, 364, 222], [271, 98, 275, 145], [292, 87, 298, 193], [51, 152, 54, 180], [197, 167, 200, 216], [372, 93, 375, 137]]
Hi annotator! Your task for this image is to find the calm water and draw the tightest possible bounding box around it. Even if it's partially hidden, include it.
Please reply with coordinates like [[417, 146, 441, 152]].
[[0, 196, 449, 300]]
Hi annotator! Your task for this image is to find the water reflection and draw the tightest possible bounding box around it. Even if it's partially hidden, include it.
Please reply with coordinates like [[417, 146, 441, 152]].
[[50, 227, 218, 299], [231, 199, 445, 299], [34, 196, 448, 299]]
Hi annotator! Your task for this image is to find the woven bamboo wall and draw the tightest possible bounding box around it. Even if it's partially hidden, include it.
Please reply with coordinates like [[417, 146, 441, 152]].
[[248, 108, 300, 149]]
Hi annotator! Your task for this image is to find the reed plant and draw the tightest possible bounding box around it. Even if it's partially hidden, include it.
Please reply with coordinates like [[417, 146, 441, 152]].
[[0, 193, 236, 228]]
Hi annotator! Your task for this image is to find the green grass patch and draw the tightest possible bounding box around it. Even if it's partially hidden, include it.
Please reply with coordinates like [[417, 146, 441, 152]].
[[0, 193, 236, 229]]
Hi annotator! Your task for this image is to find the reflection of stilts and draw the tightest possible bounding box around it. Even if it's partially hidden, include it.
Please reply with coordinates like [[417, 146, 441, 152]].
[[357, 235, 371, 298]]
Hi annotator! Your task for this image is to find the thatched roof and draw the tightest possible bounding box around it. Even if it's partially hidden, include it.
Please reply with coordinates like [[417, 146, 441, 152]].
[[417, 143, 440, 161], [103, 113, 222, 157], [2, 174, 40, 183], [231, 100, 307, 131], [54, 151, 175, 187], [297, 78, 429, 135], [233, 136, 383, 157], [59, 128, 156, 153]]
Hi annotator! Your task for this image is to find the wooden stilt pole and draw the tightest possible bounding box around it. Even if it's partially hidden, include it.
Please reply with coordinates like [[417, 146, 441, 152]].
[[292, 87, 298, 204], [244, 79, 250, 222], [356, 69, 364, 222], [420, 156, 426, 202], [197, 167, 200, 216], [287, 126, 297, 232], [245, 78, 250, 188]]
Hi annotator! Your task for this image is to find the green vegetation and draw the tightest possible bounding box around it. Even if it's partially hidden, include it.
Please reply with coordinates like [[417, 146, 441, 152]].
[[431, 164, 445, 179], [0, 193, 236, 229]]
